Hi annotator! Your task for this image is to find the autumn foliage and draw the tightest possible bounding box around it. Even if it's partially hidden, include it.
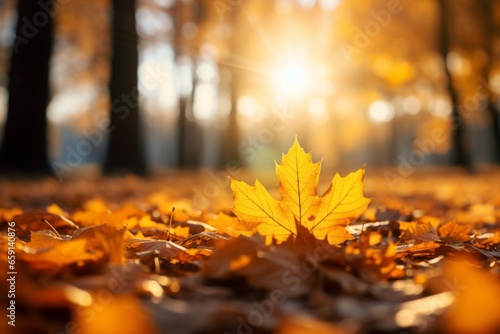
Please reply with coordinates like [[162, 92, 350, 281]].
[[1, 140, 500, 334]]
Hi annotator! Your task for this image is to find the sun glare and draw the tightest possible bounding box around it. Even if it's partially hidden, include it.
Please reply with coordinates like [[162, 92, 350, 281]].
[[272, 60, 310, 100], [368, 100, 395, 123]]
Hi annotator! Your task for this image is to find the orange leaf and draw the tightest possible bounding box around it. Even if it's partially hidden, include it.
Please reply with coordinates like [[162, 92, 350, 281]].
[[475, 231, 500, 248], [13, 210, 78, 239], [231, 138, 371, 245], [19, 238, 101, 270], [444, 257, 500, 334], [77, 294, 158, 334], [438, 221, 471, 244], [0, 208, 22, 222], [72, 223, 127, 264], [206, 212, 255, 238]]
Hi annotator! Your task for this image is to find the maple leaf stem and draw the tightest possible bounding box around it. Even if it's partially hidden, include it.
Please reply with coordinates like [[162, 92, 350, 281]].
[[295, 156, 303, 228], [167, 207, 175, 242], [41, 218, 62, 239]]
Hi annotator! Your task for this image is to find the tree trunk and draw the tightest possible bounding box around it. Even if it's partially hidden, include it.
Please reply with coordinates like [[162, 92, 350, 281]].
[[104, 0, 146, 175], [177, 96, 188, 167], [172, 2, 185, 167], [437, 0, 472, 169], [225, 68, 240, 165], [218, 9, 241, 168], [172, 1, 196, 168], [479, 0, 500, 163], [0, 0, 53, 174]]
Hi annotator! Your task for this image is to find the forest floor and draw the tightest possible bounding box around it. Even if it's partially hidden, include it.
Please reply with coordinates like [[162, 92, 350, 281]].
[[1, 166, 500, 334]]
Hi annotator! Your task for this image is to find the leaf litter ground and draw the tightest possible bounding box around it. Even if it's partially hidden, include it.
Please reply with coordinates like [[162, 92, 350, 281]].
[[1, 161, 500, 333]]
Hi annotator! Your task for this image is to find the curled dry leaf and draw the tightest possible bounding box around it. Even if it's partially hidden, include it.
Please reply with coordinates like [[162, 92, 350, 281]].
[[398, 221, 439, 244], [27, 230, 68, 250], [12, 210, 78, 239], [127, 238, 186, 258]]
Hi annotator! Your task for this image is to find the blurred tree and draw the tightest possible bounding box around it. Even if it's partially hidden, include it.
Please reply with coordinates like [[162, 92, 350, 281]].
[[172, 0, 203, 168], [479, 0, 500, 163], [220, 61, 240, 166], [172, 1, 189, 168], [217, 8, 240, 166], [104, 0, 146, 175], [438, 0, 472, 169], [0, 0, 53, 174]]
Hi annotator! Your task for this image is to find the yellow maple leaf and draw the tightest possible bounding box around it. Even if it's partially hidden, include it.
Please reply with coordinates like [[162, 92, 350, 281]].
[[231, 138, 371, 245]]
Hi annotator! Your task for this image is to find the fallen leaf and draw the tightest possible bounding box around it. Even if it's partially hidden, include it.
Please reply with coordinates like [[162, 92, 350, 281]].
[[179, 231, 228, 248], [77, 223, 127, 264], [474, 231, 500, 248], [81, 198, 110, 213], [202, 236, 314, 297], [398, 221, 439, 244], [27, 230, 67, 250], [438, 221, 471, 244], [206, 212, 254, 238], [231, 138, 370, 245], [19, 238, 101, 271], [0, 207, 22, 222], [344, 233, 397, 281], [12, 210, 78, 239], [46, 203, 67, 216], [416, 215, 442, 230], [127, 238, 186, 259], [443, 257, 500, 334], [71, 203, 147, 228], [455, 203, 496, 225], [77, 294, 158, 334]]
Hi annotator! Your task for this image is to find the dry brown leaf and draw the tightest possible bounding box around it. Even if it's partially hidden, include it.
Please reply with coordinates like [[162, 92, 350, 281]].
[[127, 238, 186, 259], [27, 230, 66, 250], [475, 231, 500, 248], [12, 210, 78, 239], [202, 236, 313, 297], [398, 221, 439, 243], [345, 233, 397, 281]]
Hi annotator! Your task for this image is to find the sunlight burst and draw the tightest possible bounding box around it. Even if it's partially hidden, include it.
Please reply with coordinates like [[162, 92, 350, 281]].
[[272, 60, 310, 100]]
